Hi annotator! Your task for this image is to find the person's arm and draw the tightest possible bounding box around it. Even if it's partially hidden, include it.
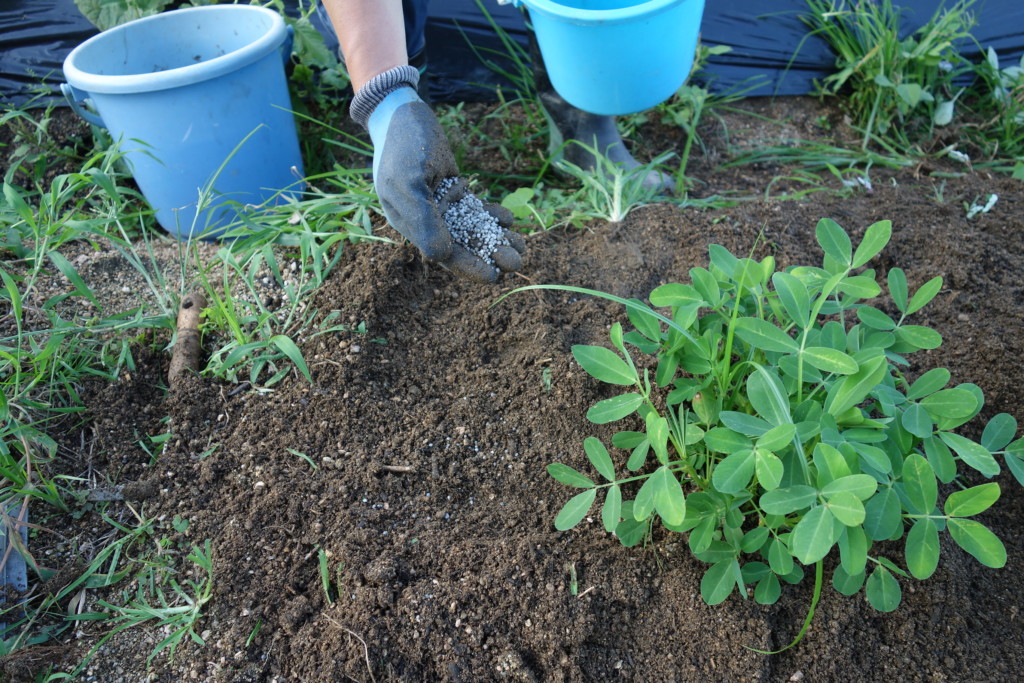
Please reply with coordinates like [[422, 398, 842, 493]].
[[320, 0, 407, 91], [319, 0, 525, 282]]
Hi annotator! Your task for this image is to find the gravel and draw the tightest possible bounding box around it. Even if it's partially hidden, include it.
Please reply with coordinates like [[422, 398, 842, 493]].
[[434, 177, 510, 266]]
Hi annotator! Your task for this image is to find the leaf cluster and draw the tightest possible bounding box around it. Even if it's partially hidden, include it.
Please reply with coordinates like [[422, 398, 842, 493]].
[[539, 218, 1022, 617]]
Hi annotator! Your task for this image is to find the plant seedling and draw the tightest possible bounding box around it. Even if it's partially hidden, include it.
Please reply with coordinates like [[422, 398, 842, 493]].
[[506, 218, 1024, 651]]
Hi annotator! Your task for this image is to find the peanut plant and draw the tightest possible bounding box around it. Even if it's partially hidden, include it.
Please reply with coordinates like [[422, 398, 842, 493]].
[[511, 218, 1024, 650]]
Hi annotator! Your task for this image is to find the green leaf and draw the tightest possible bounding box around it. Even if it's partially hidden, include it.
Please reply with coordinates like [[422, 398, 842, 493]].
[[944, 483, 1000, 517], [801, 347, 859, 375], [905, 518, 940, 580], [704, 428, 752, 454], [791, 505, 840, 564], [756, 423, 796, 452], [269, 335, 312, 383], [1006, 442, 1024, 487], [838, 525, 868, 576], [906, 276, 943, 315], [837, 275, 881, 299], [741, 527, 770, 553], [689, 516, 717, 554], [690, 267, 721, 306], [554, 488, 598, 530], [649, 282, 704, 308], [832, 565, 866, 596], [902, 453, 938, 513], [602, 485, 622, 532], [647, 413, 669, 465], [850, 442, 892, 474], [857, 306, 896, 330], [933, 99, 955, 126], [572, 345, 637, 386], [734, 318, 799, 353], [4, 181, 36, 227], [896, 82, 925, 106], [826, 491, 866, 526], [626, 439, 650, 471], [719, 411, 772, 437], [615, 502, 649, 547], [901, 403, 934, 439], [587, 393, 644, 424], [939, 432, 1000, 477], [920, 389, 978, 420], [651, 466, 686, 527], [627, 303, 662, 342], [634, 474, 657, 521], [906, 368, 950, 400], [754, 573, 782, 604], [755, 449, 784, 490], [768, 538, 794, 575], [760, 485, 817, 515], [825, 354, 887, 417], [611, 431, 646, 449], [701, 559, 740, 605], [866, 566, 902, 612], [747, 366, 793, 426], [500, 186, 535, 219], [712, 449, 756, 494], [821, 474, 878, 501], [584, 437, 615, 482], [888, 268, 908, 312], [547, 463, 595, 489], [895, 325, 942, 350], [947, 519, 1007, 568], [816, 217, 852, 267], [813, 442, 852, 487], [48, 251, 99, 307], [863, 488, 902, 540], [924, 435, 957, 484], [981, 413, 1017, 452], [852, 220, 892, 268], [772, 272, 811, 329]]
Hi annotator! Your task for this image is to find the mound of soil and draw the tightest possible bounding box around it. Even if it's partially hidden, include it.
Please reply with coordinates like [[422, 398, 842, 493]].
[[98, 187, 1024, 680], [10, 99, 1024, 681]]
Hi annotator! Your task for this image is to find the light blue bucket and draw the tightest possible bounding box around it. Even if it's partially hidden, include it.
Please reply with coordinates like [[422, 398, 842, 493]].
[[510, 0, 706, 115], [61, 5, 304, 239]]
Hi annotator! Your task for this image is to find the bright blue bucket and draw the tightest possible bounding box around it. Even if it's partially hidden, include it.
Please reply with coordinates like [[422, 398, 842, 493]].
[[511, 0, 706, 115], [61, 5, 304, 239]]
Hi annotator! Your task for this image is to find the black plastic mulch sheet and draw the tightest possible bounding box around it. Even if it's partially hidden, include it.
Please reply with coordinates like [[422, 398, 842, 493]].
[[2, 1, 1023, 107]]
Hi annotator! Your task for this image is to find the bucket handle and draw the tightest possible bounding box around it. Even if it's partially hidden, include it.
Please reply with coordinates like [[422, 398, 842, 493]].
[[60, 84, 105, 128]]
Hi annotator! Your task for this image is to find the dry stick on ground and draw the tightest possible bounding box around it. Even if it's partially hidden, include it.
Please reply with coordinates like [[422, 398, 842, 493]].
[[325, 616, 376, 683], [380, 465, 415, 474], [168, 292, 207, 388]]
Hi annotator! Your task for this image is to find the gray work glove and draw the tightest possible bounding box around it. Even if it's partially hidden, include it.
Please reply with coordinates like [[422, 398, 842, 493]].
[[353, 70, 525, 283]]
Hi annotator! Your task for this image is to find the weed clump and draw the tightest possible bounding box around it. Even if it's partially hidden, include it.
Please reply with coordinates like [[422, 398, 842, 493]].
[[434, 177, 510, 266]]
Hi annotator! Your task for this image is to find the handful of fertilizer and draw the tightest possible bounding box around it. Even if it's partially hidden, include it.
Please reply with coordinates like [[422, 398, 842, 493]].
[[433, 177, 513, 268]]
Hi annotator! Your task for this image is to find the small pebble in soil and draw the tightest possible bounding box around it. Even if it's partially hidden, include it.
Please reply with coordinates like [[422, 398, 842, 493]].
[[433, 177, 510, 266]]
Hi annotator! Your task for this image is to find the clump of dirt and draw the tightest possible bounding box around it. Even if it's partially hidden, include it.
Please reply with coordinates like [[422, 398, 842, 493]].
[[12, 98, 1024, 681]]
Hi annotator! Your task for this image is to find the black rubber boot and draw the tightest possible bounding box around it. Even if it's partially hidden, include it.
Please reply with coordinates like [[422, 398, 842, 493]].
[[529, 33, 675, 194]]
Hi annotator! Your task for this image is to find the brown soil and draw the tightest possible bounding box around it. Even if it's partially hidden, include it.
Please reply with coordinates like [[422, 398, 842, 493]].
[[6, 98, 1024, 682]]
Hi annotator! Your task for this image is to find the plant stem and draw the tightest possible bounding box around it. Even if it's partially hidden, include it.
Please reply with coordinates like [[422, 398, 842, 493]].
[[747, 561, 823, 655]]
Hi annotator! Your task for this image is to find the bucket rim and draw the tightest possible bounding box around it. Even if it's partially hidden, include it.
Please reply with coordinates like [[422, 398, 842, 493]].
[[517, 0, 689, 25], [62, 5, 287, 95]]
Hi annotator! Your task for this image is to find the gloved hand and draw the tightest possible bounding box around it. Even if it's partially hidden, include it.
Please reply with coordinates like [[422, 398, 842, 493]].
[[365, 86, 526, 283]]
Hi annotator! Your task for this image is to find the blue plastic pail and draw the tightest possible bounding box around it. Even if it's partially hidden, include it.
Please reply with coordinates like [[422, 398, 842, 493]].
[[512, 0, 706, 115], [61, 5, 304, 239]]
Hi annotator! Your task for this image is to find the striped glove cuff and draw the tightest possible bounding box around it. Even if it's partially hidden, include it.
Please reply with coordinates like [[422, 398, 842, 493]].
[[349, 65, 421, 129]]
